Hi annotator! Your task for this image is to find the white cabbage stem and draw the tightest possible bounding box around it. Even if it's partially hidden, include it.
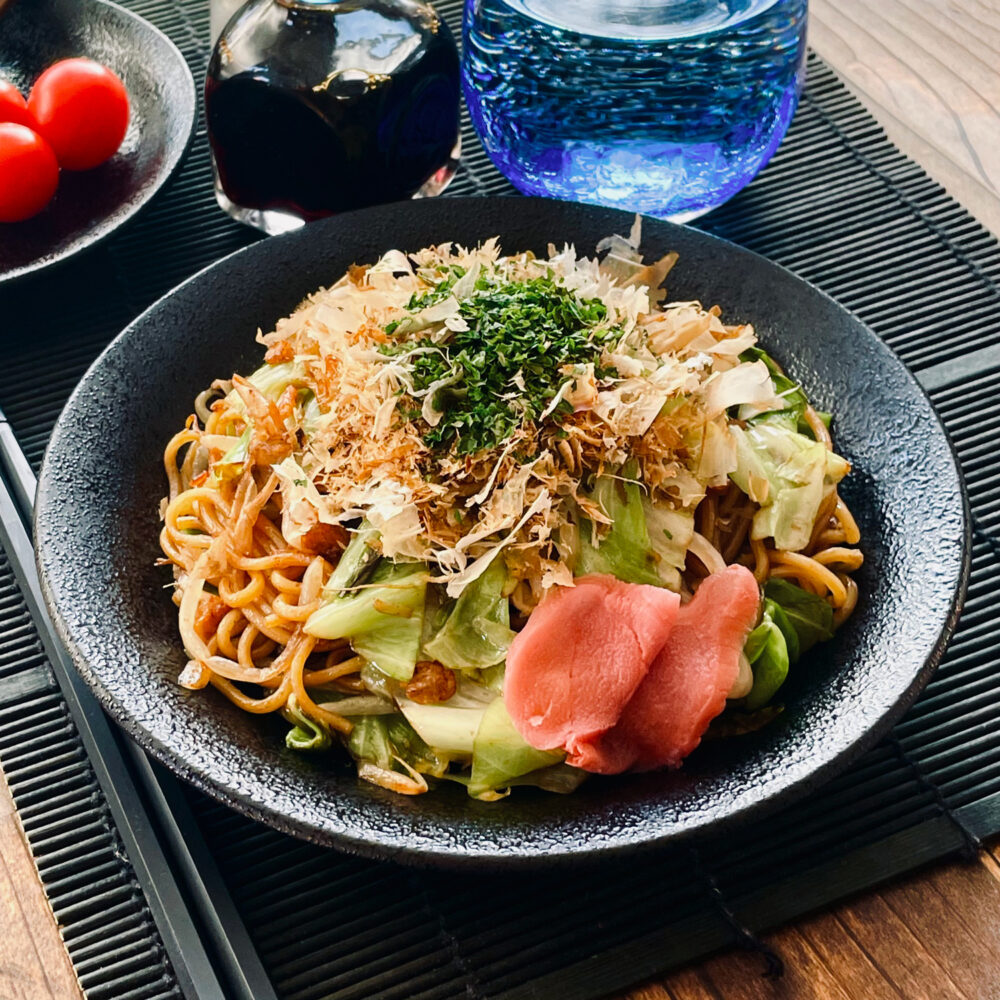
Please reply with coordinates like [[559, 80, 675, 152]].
[[688, 532, 727, 576], [728, 652, 754, 699]]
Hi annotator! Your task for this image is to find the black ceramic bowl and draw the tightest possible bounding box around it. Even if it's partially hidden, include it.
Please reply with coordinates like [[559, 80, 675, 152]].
[[0, 0, 195, 282], [35, 198, 968, 868]]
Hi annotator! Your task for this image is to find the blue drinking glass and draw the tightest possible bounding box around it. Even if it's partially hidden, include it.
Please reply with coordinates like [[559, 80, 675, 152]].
[[462, 0, 808, 221]]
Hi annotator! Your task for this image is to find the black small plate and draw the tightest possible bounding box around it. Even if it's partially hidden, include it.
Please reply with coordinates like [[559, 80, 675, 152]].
[[35, 198, 969, 868], [0, 0, 195, 283]]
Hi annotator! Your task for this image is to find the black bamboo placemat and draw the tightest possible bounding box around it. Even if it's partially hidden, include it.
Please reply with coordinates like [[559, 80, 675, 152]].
[[0, 1, 999, 998]]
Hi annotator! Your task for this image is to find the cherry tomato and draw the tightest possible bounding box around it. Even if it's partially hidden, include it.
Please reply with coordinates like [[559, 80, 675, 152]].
[[0, 123, 59, 223], [0, 80, 36, 129], [28, 58, 129, 171]]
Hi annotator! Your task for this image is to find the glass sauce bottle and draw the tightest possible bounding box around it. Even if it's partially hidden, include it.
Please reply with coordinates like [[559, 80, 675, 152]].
[[206, 0, 461, 234]]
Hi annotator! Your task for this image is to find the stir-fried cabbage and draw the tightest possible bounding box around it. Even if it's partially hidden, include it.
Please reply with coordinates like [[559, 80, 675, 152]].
[[576, 470, 663, 586], [305, 560, 427, 680], [469, 698, 564, 798], [731, 422, 850, 552], [422, 555, 514, 669], [742, 580, 835, 710]]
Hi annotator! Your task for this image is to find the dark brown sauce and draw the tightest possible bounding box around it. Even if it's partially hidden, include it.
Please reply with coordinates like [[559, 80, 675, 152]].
[[206, 1, 460, 219]]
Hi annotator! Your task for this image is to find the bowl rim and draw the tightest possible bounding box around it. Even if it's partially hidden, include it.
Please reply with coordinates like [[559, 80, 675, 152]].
[[34, 197, 971, 867]]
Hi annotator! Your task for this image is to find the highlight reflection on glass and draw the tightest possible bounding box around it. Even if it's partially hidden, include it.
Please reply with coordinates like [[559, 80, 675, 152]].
[[463, 0, 808, 222]]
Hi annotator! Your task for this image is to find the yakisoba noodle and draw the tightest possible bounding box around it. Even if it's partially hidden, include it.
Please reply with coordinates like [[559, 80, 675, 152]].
[[160, 225, 863, 798]]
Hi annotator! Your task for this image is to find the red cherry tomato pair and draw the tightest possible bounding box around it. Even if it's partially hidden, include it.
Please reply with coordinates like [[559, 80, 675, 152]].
[[0, 60, 130, 223]]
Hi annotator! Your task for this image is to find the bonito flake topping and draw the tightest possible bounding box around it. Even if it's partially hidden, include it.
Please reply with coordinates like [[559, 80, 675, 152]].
[[249, 221, 781, 598]]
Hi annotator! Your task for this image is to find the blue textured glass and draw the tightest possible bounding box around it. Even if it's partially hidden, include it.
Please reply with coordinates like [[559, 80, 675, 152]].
[[462, 0, 808, 221]]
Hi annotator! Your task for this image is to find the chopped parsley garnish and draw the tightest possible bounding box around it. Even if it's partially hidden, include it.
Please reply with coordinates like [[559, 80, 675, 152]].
[[385, 269, 467, 336], [406, 266, 466, 310], [382, 276, 616, 454]]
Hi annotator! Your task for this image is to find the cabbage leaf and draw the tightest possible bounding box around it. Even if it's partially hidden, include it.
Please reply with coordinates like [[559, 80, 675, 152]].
[[576, 471, 662, 586], [282, 695, 332, 752], [305, 559, 427, 680], [742, 581, 835, 709], [347, 714, 447, 776], [422, 555, 514, 669], [643, 501, 694, 592], [227, 360, 308, 405], [743, 599, 791, 710], [469, 698, 564, 798], [214, 427, 251, 481], [739, 347, 808, 430], [397, 678, 496, 754], [323, 521, 380, 596], [764, 579, 834, 654], [731, 422, 849, 552]]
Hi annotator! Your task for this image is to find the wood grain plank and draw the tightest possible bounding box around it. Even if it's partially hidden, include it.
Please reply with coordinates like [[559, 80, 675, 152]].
[[835, 895, 969, 999], [653, 968, 721, 1000], [981, 843, 1000, 884], [656, 852, 1000, 1000], [626, 985, 680, 1000], [924, 853, 1000, 980], [796, 911, 902, 1000], [810, 0, 1000, 236], [880, 871, 1000, 1000], [0, 771, 81, 1000], [672, 927, 857, 1000]]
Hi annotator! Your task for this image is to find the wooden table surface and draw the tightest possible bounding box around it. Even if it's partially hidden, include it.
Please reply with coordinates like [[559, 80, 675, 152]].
[[2, 1, 999, 998]]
